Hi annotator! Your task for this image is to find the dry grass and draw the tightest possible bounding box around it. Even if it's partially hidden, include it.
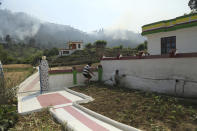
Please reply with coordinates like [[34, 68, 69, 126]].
[[9, 109, 63, 131], [3, 64, 32, 69], [3, 64, 36, 89], [4, 71, 31, 89], [1, 64, 35, 104], [72, 83, 197, 131]]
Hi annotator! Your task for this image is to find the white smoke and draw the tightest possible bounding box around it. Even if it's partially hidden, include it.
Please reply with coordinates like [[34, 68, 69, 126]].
[[0, 9, 41, 40], [0, 9, 145, 48], [91, 11, 145, 45]]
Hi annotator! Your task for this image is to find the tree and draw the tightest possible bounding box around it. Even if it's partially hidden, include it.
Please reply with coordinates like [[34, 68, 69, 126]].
[[0, 45, 8, 64], [94, 40, 107, 48], [135, 41, 147, 51], [189, 0, 197, 11], [85, 43, 92, 49], [29, 38, 36, 47], [49, 48, 59, 56], [119, 45, 123, 50], [5, 35, 11, 44], [30, 52, 43, 66], [43, 48, 59, 57]]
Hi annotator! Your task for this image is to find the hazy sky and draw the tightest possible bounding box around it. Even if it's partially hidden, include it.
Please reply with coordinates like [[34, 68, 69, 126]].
[[1, 0, 191, 33]]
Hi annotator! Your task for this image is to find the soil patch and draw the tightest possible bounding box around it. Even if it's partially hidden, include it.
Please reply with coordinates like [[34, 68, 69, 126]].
[[72, 83, 197, 131]]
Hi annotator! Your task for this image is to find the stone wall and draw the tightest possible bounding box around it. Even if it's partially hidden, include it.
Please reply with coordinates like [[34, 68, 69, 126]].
[[101, 57, 197, 98]]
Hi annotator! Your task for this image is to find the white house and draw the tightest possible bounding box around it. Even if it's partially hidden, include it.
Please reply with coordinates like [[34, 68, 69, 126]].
[[142, 13, 197, 55], [59, 41, 83, 56], [98, 13, 197, 98]]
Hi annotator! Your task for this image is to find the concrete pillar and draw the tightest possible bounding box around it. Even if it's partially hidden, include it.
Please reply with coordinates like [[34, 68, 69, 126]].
[[39, 56, 49, 93], [0, 61, 4, 86], [72, 67, 77, 85], [98, 65, 103, 82], [0, 61, 5, 98]]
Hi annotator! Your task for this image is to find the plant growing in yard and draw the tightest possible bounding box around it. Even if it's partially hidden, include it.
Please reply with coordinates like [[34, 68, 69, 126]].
[[9, 109, 63, 130], [0, 105, 18, 131], [72, 83, 197, 130]]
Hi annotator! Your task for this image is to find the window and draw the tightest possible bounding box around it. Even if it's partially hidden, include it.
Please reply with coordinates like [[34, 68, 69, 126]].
[[78, 44, 81, 49], [63, 51, 69, 54], [161, 36, 176, 54]]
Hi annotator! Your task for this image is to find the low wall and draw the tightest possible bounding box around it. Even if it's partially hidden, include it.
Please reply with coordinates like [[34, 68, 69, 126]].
[[48, 69, 98, 91], [101, 56, 197, 98]]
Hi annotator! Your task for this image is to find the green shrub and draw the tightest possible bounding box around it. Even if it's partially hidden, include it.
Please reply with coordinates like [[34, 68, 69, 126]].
[[0, 105, 18, 131]]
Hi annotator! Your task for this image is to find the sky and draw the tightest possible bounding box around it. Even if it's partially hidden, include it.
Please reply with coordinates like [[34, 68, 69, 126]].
[[1, 0, 191, 33]]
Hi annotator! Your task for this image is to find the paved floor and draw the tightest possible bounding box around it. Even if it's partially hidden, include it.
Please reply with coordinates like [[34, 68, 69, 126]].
[[17, 72, 139, 131]]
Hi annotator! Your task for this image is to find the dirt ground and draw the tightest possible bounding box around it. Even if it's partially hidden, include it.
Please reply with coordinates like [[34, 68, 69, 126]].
[[72, 83, 197, 131]]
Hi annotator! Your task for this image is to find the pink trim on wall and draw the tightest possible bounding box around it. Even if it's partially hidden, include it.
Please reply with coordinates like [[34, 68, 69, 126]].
[[49, 68, 98, 74], [101, 53, 197, 61]]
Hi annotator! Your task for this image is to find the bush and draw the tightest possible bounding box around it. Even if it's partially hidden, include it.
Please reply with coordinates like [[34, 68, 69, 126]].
[[0, 105, 18, 131]]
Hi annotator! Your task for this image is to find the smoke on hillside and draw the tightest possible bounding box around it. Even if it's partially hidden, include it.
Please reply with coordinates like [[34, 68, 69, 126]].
[[0, 9, 145, 48]]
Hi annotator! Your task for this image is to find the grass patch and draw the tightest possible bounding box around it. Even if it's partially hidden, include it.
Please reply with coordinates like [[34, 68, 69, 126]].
[[2, 66, 36, 104], [9, 109, 63, 131], [0, 105, 18, 131], [72, 83, 197, 131]]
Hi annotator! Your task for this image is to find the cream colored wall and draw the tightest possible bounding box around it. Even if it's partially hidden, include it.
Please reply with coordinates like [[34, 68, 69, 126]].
[[49, 73, 98, 91], [76, 43, 84, 50], [146, 26, 197, 55], [101, 57, 197, 98]]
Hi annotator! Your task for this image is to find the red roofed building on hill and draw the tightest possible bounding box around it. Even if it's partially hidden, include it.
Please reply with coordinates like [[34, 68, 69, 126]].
[[59, 41, 83, 56]]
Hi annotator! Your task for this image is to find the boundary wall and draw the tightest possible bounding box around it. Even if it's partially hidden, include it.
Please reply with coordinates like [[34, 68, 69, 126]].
[[48, 68, 99, 91], [101, 53, 197, 98]]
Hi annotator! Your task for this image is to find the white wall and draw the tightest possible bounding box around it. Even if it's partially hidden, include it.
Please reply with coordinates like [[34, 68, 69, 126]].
[[101, 57, 197, 98], [49, 73, 98, 91], [76, 43, 84, 50], [146, 26, 197, 55], [59, 50, 75, 56]]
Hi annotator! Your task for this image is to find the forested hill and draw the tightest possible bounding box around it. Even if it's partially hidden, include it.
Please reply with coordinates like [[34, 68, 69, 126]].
[[0, 9, 145, 48]]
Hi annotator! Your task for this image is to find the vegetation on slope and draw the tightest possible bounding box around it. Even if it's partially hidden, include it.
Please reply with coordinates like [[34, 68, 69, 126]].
[[48, 40, 147, 67]]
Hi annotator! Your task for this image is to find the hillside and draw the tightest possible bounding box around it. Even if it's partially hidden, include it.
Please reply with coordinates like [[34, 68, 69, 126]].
[[0, 44, 43, 64], [0, 9, 145, 48], [48, 46, 137, 67]]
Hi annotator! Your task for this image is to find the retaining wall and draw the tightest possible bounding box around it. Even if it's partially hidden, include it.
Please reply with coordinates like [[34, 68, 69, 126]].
[[101, 56, 197, 98]]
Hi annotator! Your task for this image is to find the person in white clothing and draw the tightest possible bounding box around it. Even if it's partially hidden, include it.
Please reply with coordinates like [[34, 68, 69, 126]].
[[109, 70, 126, 86]]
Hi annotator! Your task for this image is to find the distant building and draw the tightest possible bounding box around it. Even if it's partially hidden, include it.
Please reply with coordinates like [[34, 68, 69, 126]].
[[142, 13, 197, 55], [59, 41, 83, 56]]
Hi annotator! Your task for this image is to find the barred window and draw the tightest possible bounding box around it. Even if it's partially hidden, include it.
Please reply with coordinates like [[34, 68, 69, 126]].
[[161, 36, 176, 54]]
